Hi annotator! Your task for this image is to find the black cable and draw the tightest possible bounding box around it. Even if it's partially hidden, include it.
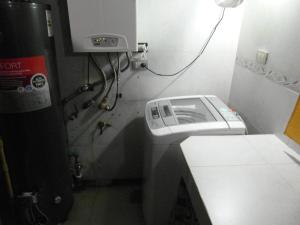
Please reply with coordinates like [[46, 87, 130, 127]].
[[87, 54, 90, 84], [143, 8, 226, 77], [89, 54, 107, 90], [105, 53, 117, 98], [81, 54, 109, 109], [26, 207, 35, 225], [24, 201, 48, 225], [120, 52, 130, 72], [29, 207, 37, 225], [93, 53, 119, 111], [108, 53, 120, 111], [33, 204, 48, 224]]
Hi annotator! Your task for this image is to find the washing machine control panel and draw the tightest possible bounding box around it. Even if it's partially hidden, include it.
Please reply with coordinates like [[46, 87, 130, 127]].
[[146, 102, 165, 129], [206, 96, 241, 122], [151, 107, 160, 119]]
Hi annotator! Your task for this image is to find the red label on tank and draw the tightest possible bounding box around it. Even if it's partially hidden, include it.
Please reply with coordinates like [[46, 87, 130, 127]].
[[0, 56, 48, 76], [0, 56, 52, 113], [0, 56, 48, 91]]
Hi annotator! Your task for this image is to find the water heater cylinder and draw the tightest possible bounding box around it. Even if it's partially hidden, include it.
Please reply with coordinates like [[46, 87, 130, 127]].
[[0, 1, 73, 225]]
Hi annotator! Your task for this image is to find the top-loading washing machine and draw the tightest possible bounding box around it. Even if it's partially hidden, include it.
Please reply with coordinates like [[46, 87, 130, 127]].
[[143, 95, 247, 225]]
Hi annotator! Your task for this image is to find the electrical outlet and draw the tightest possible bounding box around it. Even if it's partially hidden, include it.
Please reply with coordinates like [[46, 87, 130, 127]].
[[132, 59, 148, 70], [256, 49, 269, 65], [131, 43, 148, 70]]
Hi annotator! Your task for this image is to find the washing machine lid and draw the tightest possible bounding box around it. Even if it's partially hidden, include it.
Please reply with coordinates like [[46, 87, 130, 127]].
[[170, 98, 216, 124], [145, 95, 246, 135], [157, 97, 221, 127]]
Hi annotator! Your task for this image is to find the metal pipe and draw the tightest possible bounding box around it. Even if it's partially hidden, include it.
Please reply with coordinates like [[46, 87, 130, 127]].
[[0, 138, 14, 199]]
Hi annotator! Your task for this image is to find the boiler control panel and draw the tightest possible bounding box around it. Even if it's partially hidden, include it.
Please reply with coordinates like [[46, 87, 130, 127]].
[[92, 36, 119, 48]]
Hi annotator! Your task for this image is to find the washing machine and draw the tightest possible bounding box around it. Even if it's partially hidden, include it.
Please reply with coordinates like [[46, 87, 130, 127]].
[[143, 95, 247, 225]]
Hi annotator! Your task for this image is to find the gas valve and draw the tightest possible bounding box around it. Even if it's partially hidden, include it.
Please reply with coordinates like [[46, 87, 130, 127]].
[[99, 97, 110, 111], [97, 121, 112, 135]]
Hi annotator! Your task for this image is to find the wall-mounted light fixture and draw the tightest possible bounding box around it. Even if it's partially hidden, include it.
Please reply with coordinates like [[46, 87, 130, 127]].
[[215, 0, 244, 8]]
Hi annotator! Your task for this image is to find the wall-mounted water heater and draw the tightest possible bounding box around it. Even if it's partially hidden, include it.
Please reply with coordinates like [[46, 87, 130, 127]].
[[67, 0, 138, 52]]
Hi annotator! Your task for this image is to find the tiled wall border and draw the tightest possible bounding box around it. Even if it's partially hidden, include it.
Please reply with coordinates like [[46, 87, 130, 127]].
[[236, 56, 300, 91]]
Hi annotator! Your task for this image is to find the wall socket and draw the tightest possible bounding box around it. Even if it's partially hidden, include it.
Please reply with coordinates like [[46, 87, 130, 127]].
[[132, 57, 148, 69], [256, 49, 269, 65], [131, 43, 148, 70]]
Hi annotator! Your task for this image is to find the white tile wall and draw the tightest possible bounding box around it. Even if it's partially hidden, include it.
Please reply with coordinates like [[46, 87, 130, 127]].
[[230, 0, 300, 134]]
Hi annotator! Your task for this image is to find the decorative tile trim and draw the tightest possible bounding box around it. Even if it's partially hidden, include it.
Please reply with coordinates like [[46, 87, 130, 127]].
[[236, 56, 300, 89]]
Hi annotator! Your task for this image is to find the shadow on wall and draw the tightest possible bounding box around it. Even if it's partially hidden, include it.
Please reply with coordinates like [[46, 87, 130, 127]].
[[233, 111, 260, 134], [54, 0, 77, 57], [86, 118, 146, 183]]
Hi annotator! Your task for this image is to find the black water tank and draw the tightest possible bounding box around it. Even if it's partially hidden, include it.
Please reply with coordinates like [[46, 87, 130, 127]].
[[0, 1, 73, 224]]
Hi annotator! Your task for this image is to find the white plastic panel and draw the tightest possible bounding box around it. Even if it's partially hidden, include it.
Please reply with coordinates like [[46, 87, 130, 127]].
[[67, 0, 138, 52]]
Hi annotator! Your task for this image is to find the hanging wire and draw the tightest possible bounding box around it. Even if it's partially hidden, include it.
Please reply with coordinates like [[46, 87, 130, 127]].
[[120, 52, 130, 72], [105, 53, 117, 99], [107, 53, 120, 111], [143, 8, 226, 76], [87, 54, 90, 84], [89, 54, 107, 91]]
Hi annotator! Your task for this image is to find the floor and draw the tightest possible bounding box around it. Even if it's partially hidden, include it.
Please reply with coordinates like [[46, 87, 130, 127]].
[[62, 185, 144, 225]]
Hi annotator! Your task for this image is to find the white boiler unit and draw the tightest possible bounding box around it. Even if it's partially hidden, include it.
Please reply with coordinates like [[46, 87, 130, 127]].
[[66, 0, 138, 52]]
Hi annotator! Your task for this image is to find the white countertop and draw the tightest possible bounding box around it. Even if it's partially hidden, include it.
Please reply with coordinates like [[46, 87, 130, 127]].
[[180, 135, 300, 225]]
